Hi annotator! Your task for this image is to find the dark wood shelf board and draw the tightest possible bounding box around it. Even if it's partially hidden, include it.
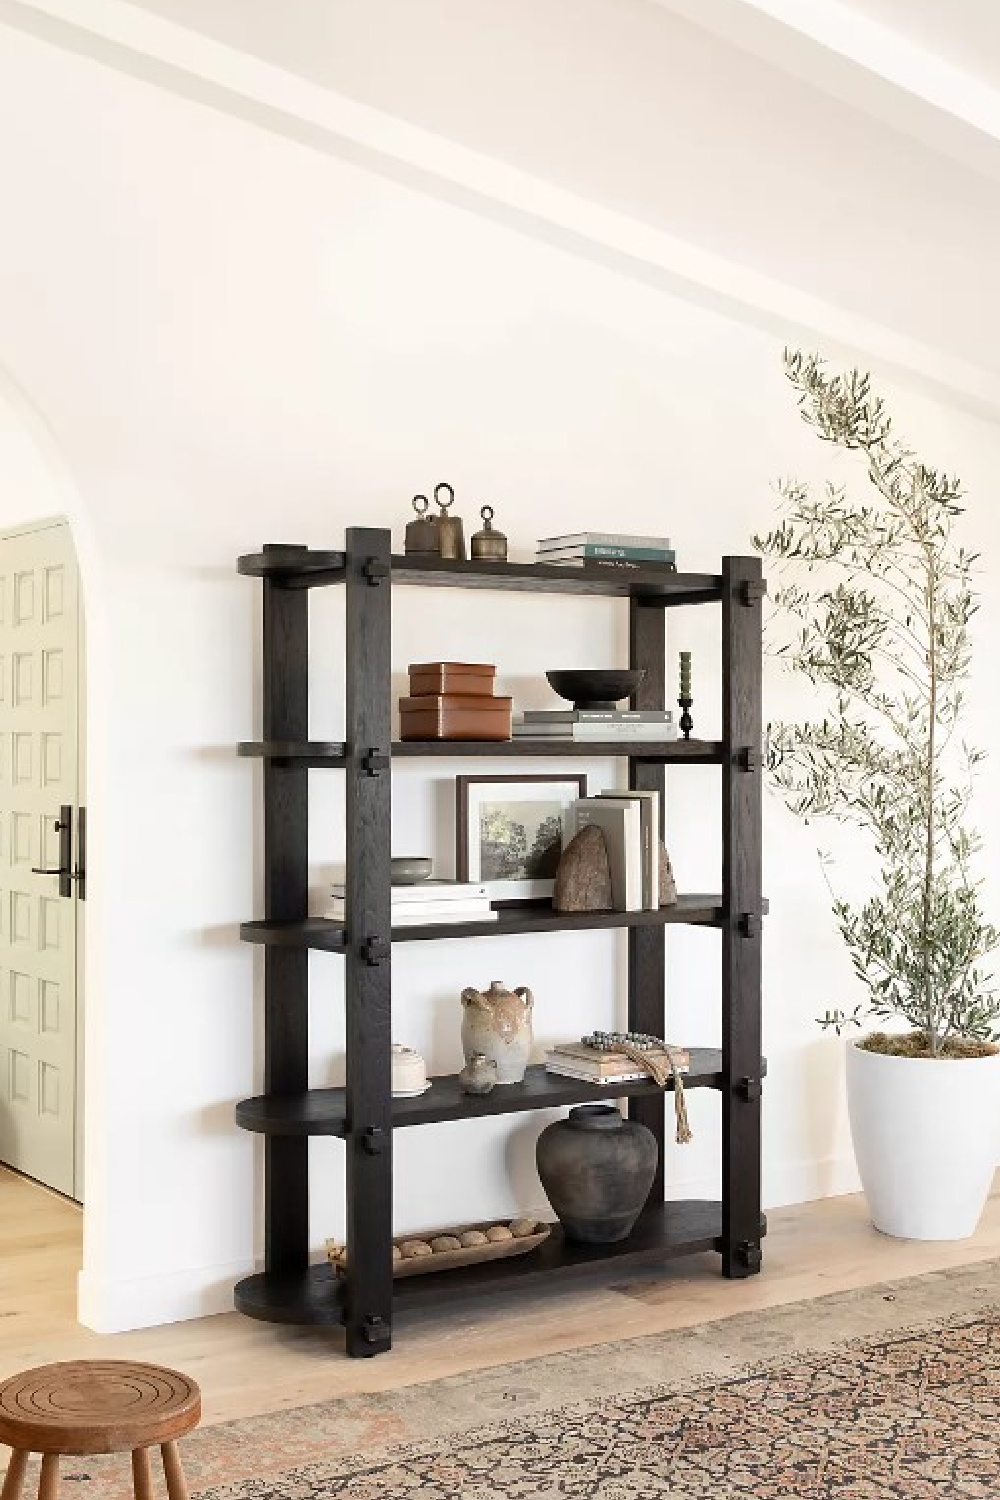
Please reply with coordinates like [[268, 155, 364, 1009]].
[[235, 1262, 345, 1327], [240, 918, 347, 951], [238, 739, 723, 765], [240, 896, 723, 951], [393, 738, 725, 761], [392, 556, 722, 601], [234, 1050, 751, 1136], [238, 545, 721, 601], [238, 547, 346, 585], [233, 1200, 731, 1325], [392, 895, 723, 940], [239, 741, 347, 766]]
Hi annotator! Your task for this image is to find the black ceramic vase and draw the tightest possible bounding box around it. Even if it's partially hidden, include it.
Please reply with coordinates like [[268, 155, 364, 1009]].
[[535, 1104, 658, 1244]]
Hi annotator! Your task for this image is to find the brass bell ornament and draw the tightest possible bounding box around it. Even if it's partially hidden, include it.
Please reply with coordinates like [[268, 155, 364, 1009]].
[[470, 505, 508, 562], [434, 481, 467, 560], [404, 494, 439, 556]]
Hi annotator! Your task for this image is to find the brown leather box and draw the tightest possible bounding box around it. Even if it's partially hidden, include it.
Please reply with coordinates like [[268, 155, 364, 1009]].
[[399, 693, 513, 741], [408, 662, 497, 697]]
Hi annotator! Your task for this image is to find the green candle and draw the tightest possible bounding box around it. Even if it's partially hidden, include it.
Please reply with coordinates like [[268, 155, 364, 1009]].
[[679, 651, 692, 699]]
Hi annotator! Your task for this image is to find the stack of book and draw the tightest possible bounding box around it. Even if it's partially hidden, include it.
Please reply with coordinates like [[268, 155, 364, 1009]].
[[568, 791, 662, 911], [536, 531, 676, 572], [546, 1040, 690, 1084], [326, 880, 497, 927], [514, 708, 677, 742]]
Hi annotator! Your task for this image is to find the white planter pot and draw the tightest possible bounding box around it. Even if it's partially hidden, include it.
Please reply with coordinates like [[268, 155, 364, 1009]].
[[846, 1038, 1000, 1240]]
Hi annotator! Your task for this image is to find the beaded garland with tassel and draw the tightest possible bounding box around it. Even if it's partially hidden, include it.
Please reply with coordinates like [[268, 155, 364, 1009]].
[[581, 1030, 692, 1144]]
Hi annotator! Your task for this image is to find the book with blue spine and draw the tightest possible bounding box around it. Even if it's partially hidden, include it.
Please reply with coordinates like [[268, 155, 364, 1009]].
[[538, 532, 673, 550]]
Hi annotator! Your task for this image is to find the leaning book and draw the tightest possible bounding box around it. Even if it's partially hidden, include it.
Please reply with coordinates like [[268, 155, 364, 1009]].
[[571, 798, 643, 910]]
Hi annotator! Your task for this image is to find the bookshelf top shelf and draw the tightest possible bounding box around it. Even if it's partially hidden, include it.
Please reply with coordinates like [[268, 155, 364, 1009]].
[[237, 738, 725, 765], [237, 546, 723, 602]]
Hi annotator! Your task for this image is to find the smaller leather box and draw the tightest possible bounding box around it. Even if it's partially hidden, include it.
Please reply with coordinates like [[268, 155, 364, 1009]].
[[408, 662, 497, 697], [399, 693, 513, 741]]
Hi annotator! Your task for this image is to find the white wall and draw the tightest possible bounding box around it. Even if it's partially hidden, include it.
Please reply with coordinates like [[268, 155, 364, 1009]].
[[0, 24, 998, 1331]]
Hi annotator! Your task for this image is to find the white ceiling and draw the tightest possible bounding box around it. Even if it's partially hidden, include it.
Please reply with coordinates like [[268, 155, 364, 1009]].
[[8, 0, 1000, 408], [121, 0, 1000, 99], [853, 0, 1000, 89]]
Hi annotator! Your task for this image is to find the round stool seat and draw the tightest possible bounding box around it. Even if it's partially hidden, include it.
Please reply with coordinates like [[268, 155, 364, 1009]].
[[0, 1362, 201, 1456]]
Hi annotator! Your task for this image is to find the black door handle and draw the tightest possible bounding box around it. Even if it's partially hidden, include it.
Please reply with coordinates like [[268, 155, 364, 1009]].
[[32, 805, 74, 897]]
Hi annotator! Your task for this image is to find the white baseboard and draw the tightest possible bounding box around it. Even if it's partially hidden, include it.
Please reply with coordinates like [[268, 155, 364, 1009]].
[[77, 1258, 252, 1333], [765, 1152, 862, 1207], [665, 1152, 862, 1211]]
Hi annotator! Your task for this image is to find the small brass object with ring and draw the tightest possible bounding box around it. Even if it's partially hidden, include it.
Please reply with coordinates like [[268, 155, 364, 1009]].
[[404, 494, 440, 556], [434, 481, 466, 560], [470, 504, 508, 562]]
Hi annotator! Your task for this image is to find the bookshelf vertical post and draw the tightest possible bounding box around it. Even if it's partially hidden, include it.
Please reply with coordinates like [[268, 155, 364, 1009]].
[[627, 596, 667, 1206], [343, 529, 395, 1355], [262, 550, 311, 1276], [721, 555, 764, 1276]]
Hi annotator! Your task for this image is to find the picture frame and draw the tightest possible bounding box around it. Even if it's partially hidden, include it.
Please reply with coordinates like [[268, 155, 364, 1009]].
[[456, 773, 588, 904]]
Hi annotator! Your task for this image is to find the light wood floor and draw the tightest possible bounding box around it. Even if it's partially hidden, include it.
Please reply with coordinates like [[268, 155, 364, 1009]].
[[3, 1164, 1000, 1427]]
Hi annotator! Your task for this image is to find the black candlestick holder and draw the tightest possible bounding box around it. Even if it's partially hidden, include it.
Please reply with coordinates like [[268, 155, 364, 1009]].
[[678, 696, 694, 740]]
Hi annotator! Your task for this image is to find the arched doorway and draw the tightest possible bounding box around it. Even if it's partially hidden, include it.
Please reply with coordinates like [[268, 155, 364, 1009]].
[[0, 371, 100, 1326]]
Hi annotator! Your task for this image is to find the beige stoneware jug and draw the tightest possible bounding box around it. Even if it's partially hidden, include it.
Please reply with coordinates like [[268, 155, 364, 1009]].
[[460, 979, 534, 1084]]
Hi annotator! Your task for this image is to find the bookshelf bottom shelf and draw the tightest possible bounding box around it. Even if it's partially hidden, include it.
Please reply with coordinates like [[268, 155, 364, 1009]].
[[234, 1200, 743, 1326]]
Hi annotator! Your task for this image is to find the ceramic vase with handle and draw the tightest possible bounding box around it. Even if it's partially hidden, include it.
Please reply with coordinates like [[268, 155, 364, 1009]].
[[460, 980, 533, 1084]]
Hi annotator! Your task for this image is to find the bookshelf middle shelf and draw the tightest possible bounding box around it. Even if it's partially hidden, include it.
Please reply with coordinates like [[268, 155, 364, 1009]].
[[234, 1050, 769, 1136], [238, 738, 725, 764], [239, 894, 730, 951]]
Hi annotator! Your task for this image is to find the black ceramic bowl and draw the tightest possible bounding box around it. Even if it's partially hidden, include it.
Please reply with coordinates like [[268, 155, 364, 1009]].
[[545, 669, 646, 712]]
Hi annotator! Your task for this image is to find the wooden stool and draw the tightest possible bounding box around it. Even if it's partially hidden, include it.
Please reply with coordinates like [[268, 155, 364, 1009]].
[[0, 1362, 201, 1500]]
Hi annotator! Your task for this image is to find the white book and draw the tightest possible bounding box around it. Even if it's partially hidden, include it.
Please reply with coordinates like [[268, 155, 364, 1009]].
[[545, 1060, 689, 1084], [537, 532, 673, 550], [599, 790, 659, 910], [523, 709, 674, 723], [537, 547, 675, 562], [572, 798, 643, 911], [513, 723, 679, 740], [326, 898, 494, 918], [544, 1062, 651, 1085], [324, 902, 497, 926], [329, 880, 489, 903], [390, 908, 497, 927]]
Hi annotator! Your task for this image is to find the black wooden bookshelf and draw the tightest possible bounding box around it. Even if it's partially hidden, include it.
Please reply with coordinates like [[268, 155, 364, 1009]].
[[235, 535, 765, 1357]]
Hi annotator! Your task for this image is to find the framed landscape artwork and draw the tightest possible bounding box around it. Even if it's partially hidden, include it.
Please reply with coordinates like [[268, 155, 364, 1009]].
[[456, 773, 588, 903]]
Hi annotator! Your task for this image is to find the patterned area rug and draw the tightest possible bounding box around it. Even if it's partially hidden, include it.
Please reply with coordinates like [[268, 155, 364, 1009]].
[[34, 1259, 1000, 1498]]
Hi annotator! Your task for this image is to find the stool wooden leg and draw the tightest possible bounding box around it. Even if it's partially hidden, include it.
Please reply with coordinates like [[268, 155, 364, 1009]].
[[131, 1450, 154, 1500], [160, 1444, 189, 1500], [37, 1455, 58, 1500], [1, 1450, 29, 1500]]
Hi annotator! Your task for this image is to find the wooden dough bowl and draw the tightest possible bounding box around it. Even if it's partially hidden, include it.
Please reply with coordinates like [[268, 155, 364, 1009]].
[[328, 1218, 551, 1278]]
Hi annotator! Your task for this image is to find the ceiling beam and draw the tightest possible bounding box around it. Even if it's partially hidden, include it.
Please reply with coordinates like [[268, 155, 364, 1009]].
[[653, 0, 1000, 182], [3, 0, 1000, 422]]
